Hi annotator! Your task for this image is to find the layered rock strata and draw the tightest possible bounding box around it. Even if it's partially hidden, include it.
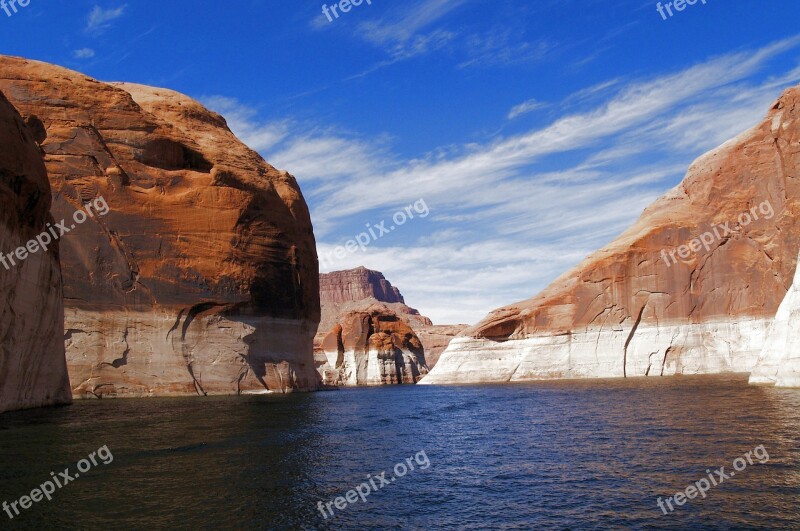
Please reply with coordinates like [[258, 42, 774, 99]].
[[315, 267, 464, 385], [319, 266, 405, 304], [424, 86, 800, 385], [316, 302, 428, 386], [0, 56, 320, 397], [0, 91, 71, 412]]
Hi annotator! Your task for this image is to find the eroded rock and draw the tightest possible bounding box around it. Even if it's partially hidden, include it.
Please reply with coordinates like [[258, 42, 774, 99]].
[[0, 56, 320, 397], [315, 267, 465, 385], [424, 85, 800, 385], [0, 90, 71, 412]]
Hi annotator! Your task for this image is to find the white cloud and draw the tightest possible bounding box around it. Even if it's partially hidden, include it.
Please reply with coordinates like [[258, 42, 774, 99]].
[[86, 5, 127, 34], [340, 0, 466, 77], [459, 28, 552, 69], [72, 48, 95, 59], [312, 38, 800, 225], [201, 96, 289, 153], [359, 0, 468, 49], [508, 99, 544, 120], [205, 38, 800, 324]]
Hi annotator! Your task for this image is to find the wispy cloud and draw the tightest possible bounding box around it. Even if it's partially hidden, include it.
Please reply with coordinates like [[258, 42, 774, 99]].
[[359, 0, 468, 49], [86, 5, 127, 34], [311, 38, 800, 224], [342, 0, 466, 77], [508, 99, 545, 120], [459, 28, 553, 69], [72, 48, 96, 59], [201, 96, 289, 153], [330, 0, 548, 82], [208, 37, 800, 323]]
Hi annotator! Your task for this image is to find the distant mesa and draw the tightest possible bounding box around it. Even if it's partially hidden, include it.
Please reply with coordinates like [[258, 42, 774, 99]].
[[320, 266, 406, 305], [315, 267, 467, 386]]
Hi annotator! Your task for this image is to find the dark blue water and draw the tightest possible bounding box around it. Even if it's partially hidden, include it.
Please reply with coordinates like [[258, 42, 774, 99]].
[[0, 375, 798, 529]]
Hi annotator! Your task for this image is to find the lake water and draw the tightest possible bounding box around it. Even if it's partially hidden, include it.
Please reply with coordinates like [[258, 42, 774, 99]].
[[0, 375, 798, 529]]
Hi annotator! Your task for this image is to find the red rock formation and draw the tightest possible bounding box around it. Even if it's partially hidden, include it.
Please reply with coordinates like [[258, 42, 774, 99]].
[[0, 56, 320, 397], [0, 90, 71, 412], [425, 85, 800, 385], [414, 324, 468, 368], [315, 267, 466, 384], [318, 303, 428, 385], [320, 266, 405, 305]]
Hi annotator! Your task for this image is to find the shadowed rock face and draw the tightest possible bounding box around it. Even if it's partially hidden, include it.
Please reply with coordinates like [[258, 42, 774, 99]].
[[424, 85, 800, 385], [0, 56, 320, 397], [0, 90, 71, 413]]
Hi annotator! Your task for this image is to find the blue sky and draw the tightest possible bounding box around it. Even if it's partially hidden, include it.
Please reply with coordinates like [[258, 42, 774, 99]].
[[2, 0, 800, 324]]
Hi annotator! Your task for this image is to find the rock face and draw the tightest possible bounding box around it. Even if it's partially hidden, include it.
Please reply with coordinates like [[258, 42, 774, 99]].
[[0, 91, 71, 413], [319, 266, 405, 304], [316, 302, 428, 386], [423, 86, 800, 385], [0, 56, 320, 397], [414, 324, 469, 368], [315, 268, 448, 385], [750, 251, 800, 387]]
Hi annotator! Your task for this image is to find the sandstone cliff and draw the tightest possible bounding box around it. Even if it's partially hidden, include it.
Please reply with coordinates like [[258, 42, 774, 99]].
[[423, 85, 800, 385], [0, 56, 320, 397], [413, 324, 467, 368], [315, 267, 464, 385], [320, 266, 405, 304], [316, 301, 429, 386], [0, 91, 71, 412], [750, 251, 800, 387]]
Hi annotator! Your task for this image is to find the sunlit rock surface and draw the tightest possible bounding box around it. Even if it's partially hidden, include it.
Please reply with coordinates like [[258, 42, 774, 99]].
[[0, 56, 320, 397], [424, 86, 800, 385], [315, 267, 464, 385]]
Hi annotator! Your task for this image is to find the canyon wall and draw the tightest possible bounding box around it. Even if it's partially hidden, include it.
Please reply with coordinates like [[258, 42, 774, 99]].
[[414, 324, 467, 368], [0, 91, 71, 412], [0, 56, 320, 397], [320, 266, 405, 304], [424, 85, 800, 385], [315, 267, 464, 385], [316, 302, 429, 386]]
